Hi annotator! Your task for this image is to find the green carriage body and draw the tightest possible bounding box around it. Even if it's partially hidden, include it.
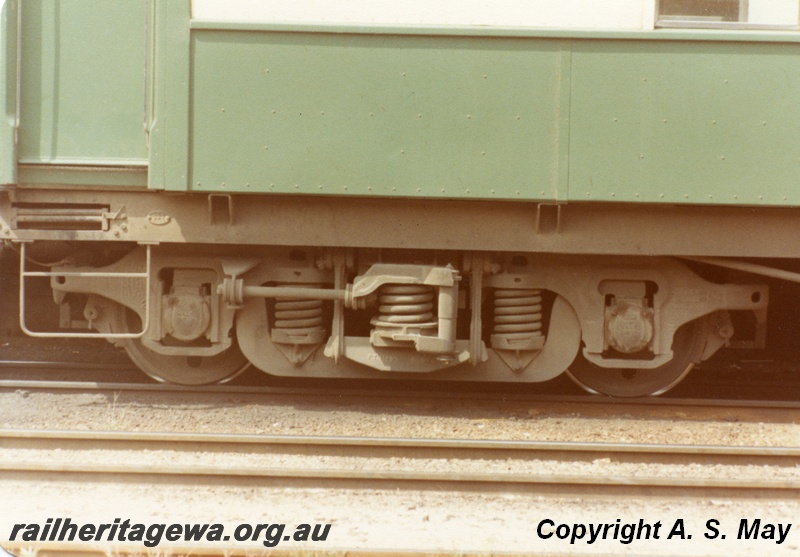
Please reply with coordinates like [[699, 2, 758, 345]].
[[0, 1, 794, 393], [3, 1, 800, 207]]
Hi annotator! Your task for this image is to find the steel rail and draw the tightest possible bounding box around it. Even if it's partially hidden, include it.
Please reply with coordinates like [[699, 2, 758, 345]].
[[1, 377, 799, 411], [0, 429, 798, 492], [0, 359, 136, 370]]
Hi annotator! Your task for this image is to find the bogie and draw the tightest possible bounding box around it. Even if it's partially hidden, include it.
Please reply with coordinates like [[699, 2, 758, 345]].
[[33, 245, 767, 394]]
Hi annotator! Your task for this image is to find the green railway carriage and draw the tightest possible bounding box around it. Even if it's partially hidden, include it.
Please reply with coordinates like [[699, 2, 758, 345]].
[[0, 0, 798, 395]]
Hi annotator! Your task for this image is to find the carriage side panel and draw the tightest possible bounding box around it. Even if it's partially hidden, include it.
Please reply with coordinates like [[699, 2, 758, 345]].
[[568, 39, 800, 206], [188, 29, 566, 201]]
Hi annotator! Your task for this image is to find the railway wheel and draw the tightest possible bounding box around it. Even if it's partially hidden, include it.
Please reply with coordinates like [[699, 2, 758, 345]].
[[110, 303, 250, 385], [565, 319, 706, 397]]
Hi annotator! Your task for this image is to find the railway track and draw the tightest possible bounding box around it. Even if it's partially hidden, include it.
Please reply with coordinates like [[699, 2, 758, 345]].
[[1, 376, 799, 415], [1, 428, 798, 495], [3, 346, 800, 403], [3, 365, 798, 557]]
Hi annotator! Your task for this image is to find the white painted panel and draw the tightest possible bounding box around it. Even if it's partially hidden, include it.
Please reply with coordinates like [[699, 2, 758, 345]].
[[748, 0, 799, 25], [192, 0, 651, 29]]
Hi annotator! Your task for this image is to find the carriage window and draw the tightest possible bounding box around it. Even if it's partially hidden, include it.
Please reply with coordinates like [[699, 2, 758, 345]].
[[659, 0, 742, 23], [657, 0, 800, 28]]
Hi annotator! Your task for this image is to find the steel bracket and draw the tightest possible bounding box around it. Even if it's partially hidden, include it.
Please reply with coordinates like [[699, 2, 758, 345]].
[[18, 242, 151, 338]]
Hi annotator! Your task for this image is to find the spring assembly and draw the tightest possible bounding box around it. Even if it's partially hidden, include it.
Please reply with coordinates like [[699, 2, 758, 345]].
[[372, 284, 436, 328], [272, 285, 325, 344], [493, 288, 544, 342]]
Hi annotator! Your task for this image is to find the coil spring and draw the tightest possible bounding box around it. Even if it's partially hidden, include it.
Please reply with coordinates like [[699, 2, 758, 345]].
[[374, 284, 435, 326], [273, 288, 325, 338], [493, 288, 544, 340]]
